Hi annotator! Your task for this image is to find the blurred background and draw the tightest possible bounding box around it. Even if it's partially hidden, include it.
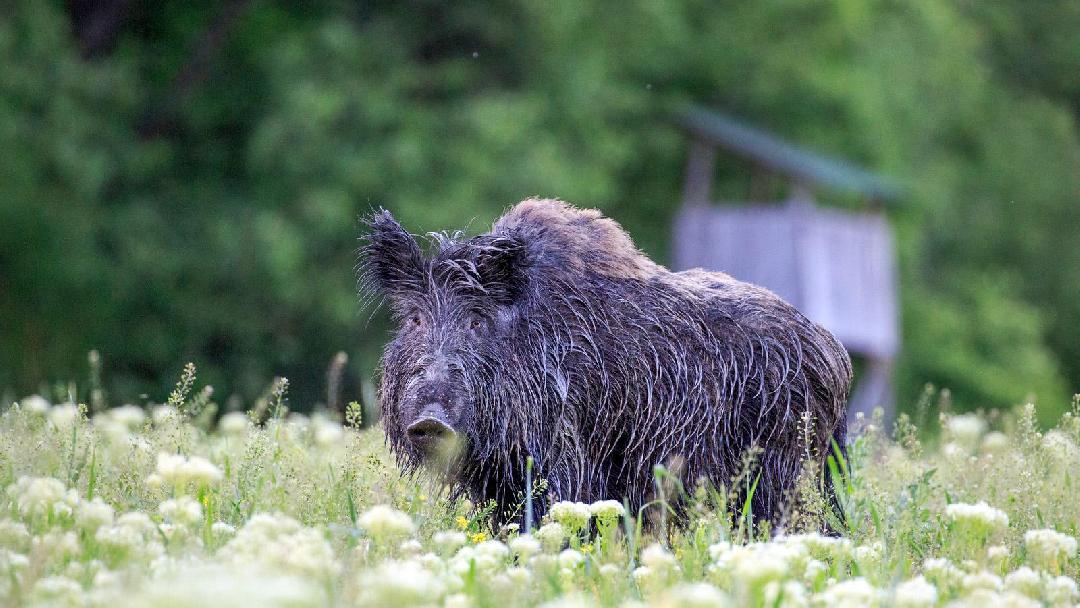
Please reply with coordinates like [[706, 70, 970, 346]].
[[2, 0, 1079, 423]]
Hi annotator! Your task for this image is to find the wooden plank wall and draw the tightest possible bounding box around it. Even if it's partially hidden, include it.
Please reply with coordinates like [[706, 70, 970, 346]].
[[672, 202, 899, 360]]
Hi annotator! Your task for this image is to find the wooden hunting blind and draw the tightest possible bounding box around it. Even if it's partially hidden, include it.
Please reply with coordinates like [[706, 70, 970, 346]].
[[672, 107, 902, 418]]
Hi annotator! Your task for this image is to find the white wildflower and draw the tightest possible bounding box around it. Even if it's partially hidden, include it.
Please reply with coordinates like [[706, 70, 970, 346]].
[[358, 505, 415, 541], [558, 548, 584, 570], [356, 559, 445, 607], [730, 545, 791, 585], [399, 539, 423, 555], [48, 403, 80, 431], [31, 530, 81, 562], [7, 476, 78, 518], [487, 572, 516, 596], [783, 532, 852, 561], [218, 411, 249, 435], [962, 570, 1003, 593], [145, 473, 164, 490], [853, 541, 884, 571], [663, 582, 729, 607], [589, 500, 626, 523], [154, 453, 186, 483], [946, 501, 1009, 535], [0, 548, 29, 576], [96, 512, 164, 563], [95, 417, 131, 446], [417, 552, 443, 573], [920, 557, 963, 591], [804, 558, 827, 583], [1041, 430, 1080, 462], [444, 593, 472, 608], [155, 453, 223, 488], [708, 541, 804, 588], [124, 565, 326, 607], [475, 539, 509, 560], [506, 565, 531, 585], [107, 405, 146, 429], [537, 595, 591, 608], [599, 563, 621, 578], [549, 501, 592, 530], [947, 413, 987, 450], [30, 576, 84, 606], [211, 521, 236, 538], [76, 498, 115, 531], [763, 580, 808, 608], [432, 530, 467, 554], [313, 417, 344, 447], [987, 544, 1009, 566], [158, 522, 180, 542], [19, 395, 51, 414], [452, 542, 504, 573], [186, 456, 224, 485], [509, 534, 541, 558], [1005, 566, 1043, 598], [536, 522, 567, 553], [816, 577, 880, 608], [980, 432, 1010, 454], [152, 405, 180, 425], [633, 564, 668, 594], [1024, 529, 1077, 571], [959, 588, 1038, 608], [1044, 575, 1077, 605], [0, 520, 30, 552], [893, 576, 937, 608], [941, 442, 966, 459], [159, 497, 203, 526], [708, 541, 733, 562], [448, 546, 477, 576], [219, 513, 340, 579], [641, 543, 678, 571]]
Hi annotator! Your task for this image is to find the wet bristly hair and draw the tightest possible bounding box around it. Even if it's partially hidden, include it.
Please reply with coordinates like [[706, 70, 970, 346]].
[[359, 198, 852, 528]]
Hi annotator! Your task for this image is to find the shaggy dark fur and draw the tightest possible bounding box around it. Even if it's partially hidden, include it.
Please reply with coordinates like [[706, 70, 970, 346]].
[[359, 198, 852, 528]]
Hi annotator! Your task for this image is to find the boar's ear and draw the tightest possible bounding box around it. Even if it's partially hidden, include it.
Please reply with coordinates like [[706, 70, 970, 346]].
[[358, 209, 425, 307], [472, 235, 528, 304]]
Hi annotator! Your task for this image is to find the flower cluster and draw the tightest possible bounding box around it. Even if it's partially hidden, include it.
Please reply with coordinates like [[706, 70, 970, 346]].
[[153, 452, 223, 488], [6, 476, 79, 519], [1025, 528, 1078, 573], [358, 504, 415, 542], [2, 397, 1079, 607], [548, 501, 592, 531], [946, 501, 1010, 535], [218, 513, 341, 580]]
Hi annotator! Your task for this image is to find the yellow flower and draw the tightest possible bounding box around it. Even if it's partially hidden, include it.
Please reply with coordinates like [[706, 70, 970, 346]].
[[470, 532, 487, 544], [455, 516, 469, 530], [581, 543, 594, 554]]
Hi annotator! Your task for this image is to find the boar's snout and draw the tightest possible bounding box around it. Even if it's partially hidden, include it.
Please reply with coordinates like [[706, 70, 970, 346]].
[[406, 404, 457, 453]]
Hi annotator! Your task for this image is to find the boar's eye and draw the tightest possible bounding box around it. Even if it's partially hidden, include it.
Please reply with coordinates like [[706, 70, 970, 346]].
[[469, 316, 484, 331], [408, 315, 422, 328]]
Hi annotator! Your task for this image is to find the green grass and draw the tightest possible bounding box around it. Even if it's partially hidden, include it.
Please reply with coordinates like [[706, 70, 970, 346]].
[[1, 380, 1078, 607]]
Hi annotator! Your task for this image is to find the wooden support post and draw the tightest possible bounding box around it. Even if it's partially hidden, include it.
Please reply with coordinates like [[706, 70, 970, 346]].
[[848, 357, 894, 428], [682, 138, 717, 205]]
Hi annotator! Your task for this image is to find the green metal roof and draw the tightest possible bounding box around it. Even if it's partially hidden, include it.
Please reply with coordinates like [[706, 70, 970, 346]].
[[678, 105, 903, 202]]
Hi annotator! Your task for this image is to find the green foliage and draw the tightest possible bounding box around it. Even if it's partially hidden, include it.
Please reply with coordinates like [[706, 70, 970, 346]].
[[0, 0, 1078, 415], [900, 278, 1068, 426]]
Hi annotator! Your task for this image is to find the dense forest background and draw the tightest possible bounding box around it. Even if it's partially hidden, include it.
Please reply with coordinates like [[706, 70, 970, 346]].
[[2, 1, 1079, 420]]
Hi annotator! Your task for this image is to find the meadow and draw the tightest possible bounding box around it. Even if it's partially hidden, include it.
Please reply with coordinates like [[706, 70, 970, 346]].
[[1, 370, 1078, 607]]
